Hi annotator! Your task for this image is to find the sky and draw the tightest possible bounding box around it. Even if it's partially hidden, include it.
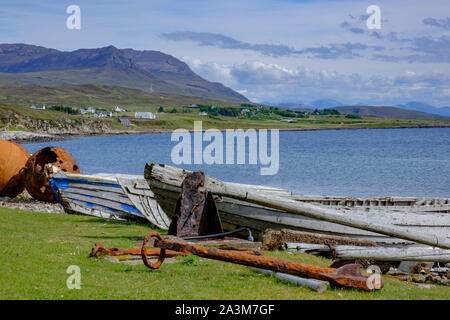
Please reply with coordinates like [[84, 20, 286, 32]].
[[0, 0, 449, 106]]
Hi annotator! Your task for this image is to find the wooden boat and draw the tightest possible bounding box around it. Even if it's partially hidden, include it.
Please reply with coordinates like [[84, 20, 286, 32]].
[[145, 163, 450, 244], [49, 172, 170, 229]]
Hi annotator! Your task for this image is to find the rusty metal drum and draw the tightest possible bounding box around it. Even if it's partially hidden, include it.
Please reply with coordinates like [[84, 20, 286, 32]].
[[0, 140, 30, 197], [23, 147, 81, 202]]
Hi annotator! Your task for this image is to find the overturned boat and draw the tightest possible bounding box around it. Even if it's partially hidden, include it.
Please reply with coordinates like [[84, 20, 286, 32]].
[[49, 172, 170, 229], [145, 163, 450, 245]]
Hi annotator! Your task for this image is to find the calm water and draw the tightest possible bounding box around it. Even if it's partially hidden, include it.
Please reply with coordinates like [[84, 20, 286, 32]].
[[24, 128, 450, 197]]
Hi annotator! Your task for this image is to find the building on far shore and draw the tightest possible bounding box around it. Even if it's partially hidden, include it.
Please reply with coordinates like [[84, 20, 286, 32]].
[[114, 106, 126, 112], [29, 105, 46, 110], [94, 111, 113, 118], [280, 119, 297, 123], [135, 112, 156, 119], [119, 118, 131, 128]]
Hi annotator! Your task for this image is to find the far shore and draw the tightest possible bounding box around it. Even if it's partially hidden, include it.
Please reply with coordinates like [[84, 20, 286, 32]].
[[2, 124, 450, 144]]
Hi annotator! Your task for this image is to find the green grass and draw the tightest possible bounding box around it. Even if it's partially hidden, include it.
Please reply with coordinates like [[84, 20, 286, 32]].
[[0, 207, 449, 300]]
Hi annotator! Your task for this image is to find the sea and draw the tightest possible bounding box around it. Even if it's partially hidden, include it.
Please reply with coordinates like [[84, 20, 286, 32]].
[[23, 127, 450, 198]]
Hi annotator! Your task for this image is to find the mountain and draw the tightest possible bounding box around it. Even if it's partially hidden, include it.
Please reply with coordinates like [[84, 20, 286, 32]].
[[0, 43, 248, 103], [395, 102, 450, 117], [310, 99, 343, 109], [266, 102, 314, 110], [335, 106, 450, 120], [269, 99, 344, 110]]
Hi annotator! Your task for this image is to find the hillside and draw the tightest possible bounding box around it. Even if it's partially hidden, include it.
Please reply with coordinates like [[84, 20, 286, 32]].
[[0, 82, 240, 110], [335, 106, 450, 120], [395, 102, 450, 117], [0, 43, 248, 103]]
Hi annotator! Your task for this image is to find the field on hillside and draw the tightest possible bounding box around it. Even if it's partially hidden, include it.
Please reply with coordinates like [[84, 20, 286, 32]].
[[2, 102, 450, 134], [0, 207, 449, 300]]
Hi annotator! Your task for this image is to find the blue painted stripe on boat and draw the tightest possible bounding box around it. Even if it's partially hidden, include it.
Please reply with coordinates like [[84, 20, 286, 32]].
[[84, 201, 94, 208], [64, 196, 143, 217], [51, 177, 122, 189], [48, 178, 64, 208], [120, 203, 143, 215]]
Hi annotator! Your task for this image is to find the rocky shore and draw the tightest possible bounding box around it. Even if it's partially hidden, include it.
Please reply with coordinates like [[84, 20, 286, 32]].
[[0, 191, 63, 214], [0, 129, 176, 143]]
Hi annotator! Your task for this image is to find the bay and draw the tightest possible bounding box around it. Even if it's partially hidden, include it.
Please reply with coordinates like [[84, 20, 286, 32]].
[[24, 128, 450, 198]]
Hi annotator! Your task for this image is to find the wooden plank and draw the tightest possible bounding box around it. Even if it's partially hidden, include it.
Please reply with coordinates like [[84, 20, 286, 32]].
[[119, 178, 170, 230], [285, 243, 450, 262], [64, 182, 124, 194], [66, 199, 129, 221], [61, 191, 143, 217], [63, 187, 134, 206]]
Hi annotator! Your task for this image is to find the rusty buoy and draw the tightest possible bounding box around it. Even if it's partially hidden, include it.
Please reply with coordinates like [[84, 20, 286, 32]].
[[0, 140, 30, 197], [24, 147, 81, 202]]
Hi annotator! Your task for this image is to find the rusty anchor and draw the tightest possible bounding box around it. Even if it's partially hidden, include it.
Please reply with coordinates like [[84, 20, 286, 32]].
[[89, 242, 187, 258], [141, 232, 384, 291]]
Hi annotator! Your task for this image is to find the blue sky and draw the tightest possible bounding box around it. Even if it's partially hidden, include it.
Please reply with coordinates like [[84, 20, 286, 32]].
[[1, 0, 449, 106]]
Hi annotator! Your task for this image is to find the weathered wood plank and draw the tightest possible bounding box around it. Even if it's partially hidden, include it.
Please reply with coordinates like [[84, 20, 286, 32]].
[[285, 243, 450, 262], [61, 191, 142, 217]]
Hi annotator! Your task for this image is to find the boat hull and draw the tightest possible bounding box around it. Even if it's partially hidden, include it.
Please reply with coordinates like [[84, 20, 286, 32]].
[[146, 167, 450, 243], [50, 173, 170, 229]]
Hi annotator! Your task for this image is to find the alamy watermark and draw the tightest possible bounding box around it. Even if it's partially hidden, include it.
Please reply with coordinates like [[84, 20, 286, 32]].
[[66, 5, 81, 30], [66, 265, 81, 289], [170, 121, 279, 175], [366, 5, 381, 29], [366, 265, 383, 290]]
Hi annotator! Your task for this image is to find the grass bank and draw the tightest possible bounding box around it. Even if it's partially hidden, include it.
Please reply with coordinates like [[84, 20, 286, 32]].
[[0, 207, 448, 300]]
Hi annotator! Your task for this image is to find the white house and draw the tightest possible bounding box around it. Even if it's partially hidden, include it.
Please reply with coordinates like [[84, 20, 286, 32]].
[[94, 111, 113, 118], [199, 112, 208, 116], [114, 106, 126, 112], [280, 119, 297, 123], [87, 107, 96, 114], [29, 105, 46, 110], [135, 112, 156, 119]]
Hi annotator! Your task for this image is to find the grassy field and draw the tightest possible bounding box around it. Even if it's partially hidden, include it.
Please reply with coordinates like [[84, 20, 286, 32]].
[[0, 207, 448, 300]]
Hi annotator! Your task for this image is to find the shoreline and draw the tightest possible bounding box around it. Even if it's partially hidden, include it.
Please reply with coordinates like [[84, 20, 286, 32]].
[[2, 124, 450, 143]]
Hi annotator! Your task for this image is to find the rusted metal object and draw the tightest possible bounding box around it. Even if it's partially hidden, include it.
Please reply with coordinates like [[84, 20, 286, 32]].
[[142, 231, 383, 291], [23, 147, 80, 202], [0, 140, 30, 197], [169, 171, 223, 237], [89, 242, 187, 258]]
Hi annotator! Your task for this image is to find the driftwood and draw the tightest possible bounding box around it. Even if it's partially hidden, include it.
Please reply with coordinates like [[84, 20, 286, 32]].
[[262, 229, 378, 250], [145, 164, 450, 249], [285, 243, 450, 263]]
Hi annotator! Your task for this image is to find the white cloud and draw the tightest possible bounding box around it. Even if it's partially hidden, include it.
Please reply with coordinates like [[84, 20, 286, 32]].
[[183, 58, 450, 106]]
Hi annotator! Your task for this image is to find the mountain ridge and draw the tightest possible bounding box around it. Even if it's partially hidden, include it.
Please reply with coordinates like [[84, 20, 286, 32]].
[[0, 43, 248, 103]]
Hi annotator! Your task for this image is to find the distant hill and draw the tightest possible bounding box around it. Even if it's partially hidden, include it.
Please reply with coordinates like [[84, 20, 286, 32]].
[[335, 106, 450, 120], [310, 99, 343, 109], [0, 82, 239, 110], [395, 102, 450, 117], [0, 43, 248, 103]]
